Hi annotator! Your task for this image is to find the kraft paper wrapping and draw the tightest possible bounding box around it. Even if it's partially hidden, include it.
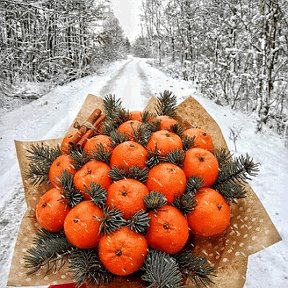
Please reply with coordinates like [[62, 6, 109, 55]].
[[8, 95, 281, 287]]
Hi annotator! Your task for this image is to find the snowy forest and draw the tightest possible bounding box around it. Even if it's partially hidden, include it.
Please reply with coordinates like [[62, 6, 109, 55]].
[[133, 0, 288, 135], [0, 0, 288, 136], [0, 0, 129, 104]]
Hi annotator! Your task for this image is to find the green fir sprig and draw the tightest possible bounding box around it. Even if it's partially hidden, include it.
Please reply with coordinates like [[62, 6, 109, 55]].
[[24, 229, 73, 275], [70, 147, 90, 169], [100, 208, 127, 235], [183, 135, 195, 150], [155, 90, 177, 118], [213, 153, 259, 202], [141, 249, 183, 288], [173, 192, 196, 215], [174, 250, 215, 287], [60, 171, 84, 207], [69, 248, 113, 287], [127, 210, 150, 234], [91, 143, 111, 164], [166, 149, 185, 166], [87, 182, 107, 209], [144, 191, 167, 210], [109, 166, 148, 183], [25, 143, 61, 185]]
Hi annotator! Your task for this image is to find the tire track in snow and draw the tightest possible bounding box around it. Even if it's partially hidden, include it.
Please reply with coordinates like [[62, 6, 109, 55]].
[[99, 58, 153, 110], [99, 59, 133, 96]]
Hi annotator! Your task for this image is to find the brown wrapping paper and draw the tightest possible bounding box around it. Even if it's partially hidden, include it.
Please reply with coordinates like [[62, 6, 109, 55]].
[[8, 95, 281, 287]]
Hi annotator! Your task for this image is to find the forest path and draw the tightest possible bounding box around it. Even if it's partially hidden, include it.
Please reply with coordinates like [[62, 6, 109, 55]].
[[100, 57, 153, 110]]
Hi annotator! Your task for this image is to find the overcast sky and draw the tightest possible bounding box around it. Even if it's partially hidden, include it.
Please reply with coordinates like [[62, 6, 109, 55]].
[[110, 0, 142, 41]]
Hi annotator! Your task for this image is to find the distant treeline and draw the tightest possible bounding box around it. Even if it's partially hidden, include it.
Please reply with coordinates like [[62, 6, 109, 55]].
[[134, 0, 288, 134], [0, 0, 130, 86]]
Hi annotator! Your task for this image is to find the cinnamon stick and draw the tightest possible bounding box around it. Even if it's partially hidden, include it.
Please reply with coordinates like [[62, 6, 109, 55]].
[[68, 108, 102, 145], [77, 115, 106, 147]]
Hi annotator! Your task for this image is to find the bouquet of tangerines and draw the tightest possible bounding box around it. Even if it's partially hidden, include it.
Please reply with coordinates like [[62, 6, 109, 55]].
[[24, 91, 259, 287]]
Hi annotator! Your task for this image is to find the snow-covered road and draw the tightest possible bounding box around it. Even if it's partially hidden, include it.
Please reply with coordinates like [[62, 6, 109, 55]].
[[0, 57, 287, 287]]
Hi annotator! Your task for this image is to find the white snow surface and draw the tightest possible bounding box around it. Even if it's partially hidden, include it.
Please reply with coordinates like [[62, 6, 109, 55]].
[[0, 57, 287, 287]]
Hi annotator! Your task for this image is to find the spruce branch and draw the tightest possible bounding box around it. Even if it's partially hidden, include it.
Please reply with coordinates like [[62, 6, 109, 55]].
[[25, 143, 61, 185], [91, 143, 111, 164], [103, 94, 129, 126], [214, 148, 232, 169], [109, 166, 148, 183], [144, 191, 167, 210], [166, 149, 185, 166], [183, 135, 195, 150], [174, 250, 215, 287], [69, 249, 113, 287], [214, 153, 259, 202], [155, 90, 177, 118], [86, 182, 107, 209], [70, 147, 90, 169], [24, 229, 73, 275], [60, 171, 84, 207], [141, 111, 155, 123], [103, 94, 123, 118], [133, 122, 153, 146], [141, 249, 183, 288], [100, 208, 127, 235], [127, 210, 150, 234], [109, 130, 129, 147], [215, 182, 246, 203], [146, 148, 166, 169], [173, 192, 196, 215], [171, 123, 184, 138], [186, 177, 203, 194]]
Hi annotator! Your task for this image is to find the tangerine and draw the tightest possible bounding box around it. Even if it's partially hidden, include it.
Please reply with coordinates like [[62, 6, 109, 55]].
[[182, 148, 219, 187], [183, 128, 214, 152], [187, 188, 231, 237], [49, 154, 76, 188], [106, 178, 149, 219], [129, 111, 143, 122], [146, 205, 189, 254], [83, 134, 113, 157], [64, 201, 103, 249], [146, 162, 186, 203], [117, 120, 142, 141], [36, 188, 71, 232], [73, 160, 111, 198], [152, 115, 178, 131], [110, 141, 148, 170], [99, 226, 148, 276], [146, 130, 183, 157]]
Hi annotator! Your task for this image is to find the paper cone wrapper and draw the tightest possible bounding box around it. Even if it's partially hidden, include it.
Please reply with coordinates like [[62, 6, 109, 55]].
[[8, 95, 281, 287]]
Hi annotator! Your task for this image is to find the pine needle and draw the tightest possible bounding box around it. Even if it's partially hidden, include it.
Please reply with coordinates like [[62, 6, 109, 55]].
[[69, 249, 113, 287], [86, 182, 107, 208], [144, 191, 167, 210], [155, 90, 178, 118], [24, 229, 73, 275], [60, 171, 84, 207], [109, 166, 148, 183], [173, 192, 196, 215], [100, 207, 127, 235], [174, 250, 215, 287], [141, 249, 183, 288], [166, 149, 185, 166], [127, 210, 150, 234], [214, 153, 259, 202], [91, 143, 111, 164], [70, 147, 90, 169], [25, 143, 61, 185]]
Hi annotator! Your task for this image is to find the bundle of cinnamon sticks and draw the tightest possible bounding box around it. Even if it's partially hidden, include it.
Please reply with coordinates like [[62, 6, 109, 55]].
[[61, 108, 105, 154]]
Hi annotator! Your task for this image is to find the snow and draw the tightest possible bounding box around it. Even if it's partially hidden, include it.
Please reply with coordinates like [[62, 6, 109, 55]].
[[0, 57, 287, 287]]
